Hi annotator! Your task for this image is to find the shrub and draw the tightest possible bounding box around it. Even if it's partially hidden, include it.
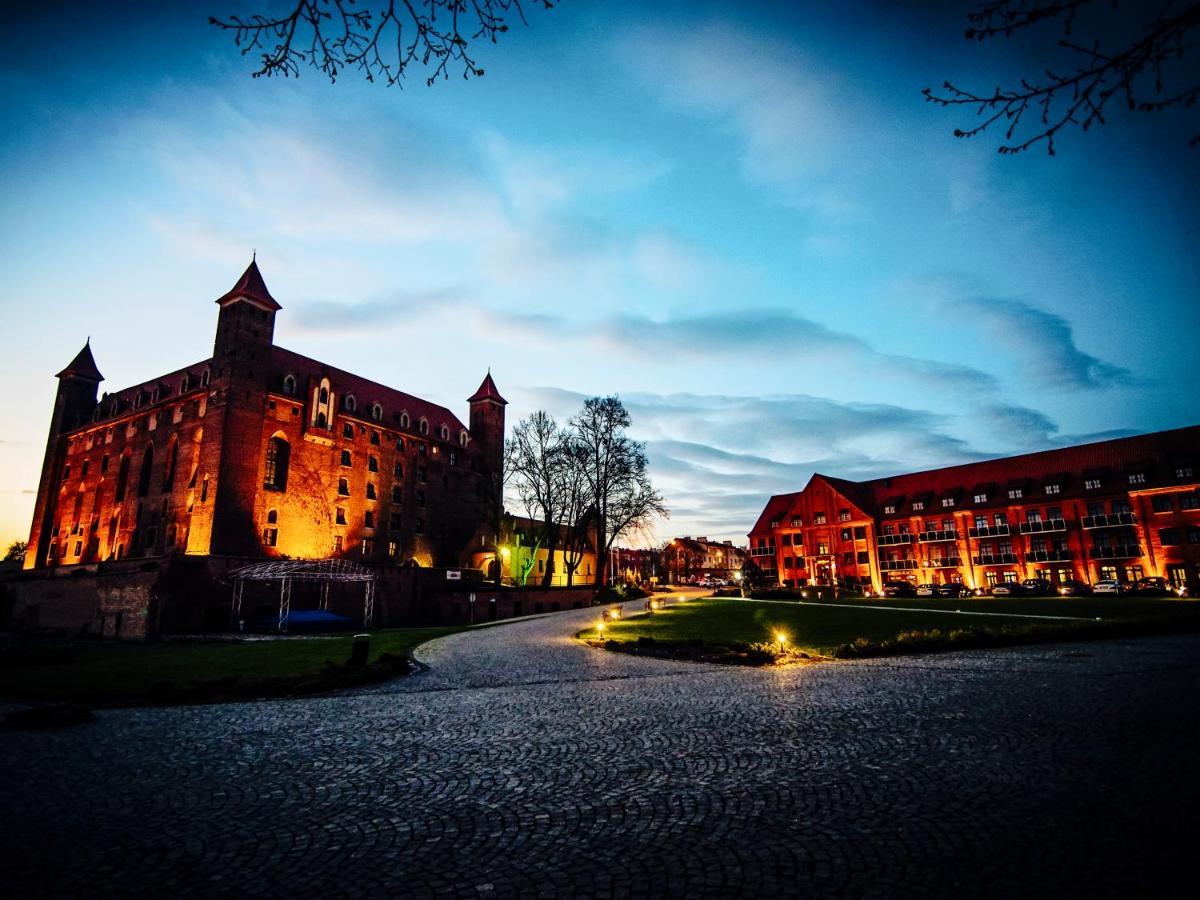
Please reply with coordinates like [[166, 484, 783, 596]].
[[745, 642, 780, 665]]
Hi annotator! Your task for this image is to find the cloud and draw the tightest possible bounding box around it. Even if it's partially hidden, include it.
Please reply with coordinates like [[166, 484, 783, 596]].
[[946, 295, 1131, 390], [289, 287, 467, 335], [484, 307, 998, 395]]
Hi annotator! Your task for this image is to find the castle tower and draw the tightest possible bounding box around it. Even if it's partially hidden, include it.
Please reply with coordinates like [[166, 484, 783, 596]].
[[25, 342, 104, 568], [200, 259, 281, 556], [468, 372, 508, 546]]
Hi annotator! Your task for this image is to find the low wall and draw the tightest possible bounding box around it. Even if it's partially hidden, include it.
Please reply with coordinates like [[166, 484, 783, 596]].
[[416, 586, 596, 626], [1, 568, 161, 640]]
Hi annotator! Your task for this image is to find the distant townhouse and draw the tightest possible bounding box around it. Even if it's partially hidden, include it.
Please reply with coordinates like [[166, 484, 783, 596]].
[[748, 426, 1200, 594]]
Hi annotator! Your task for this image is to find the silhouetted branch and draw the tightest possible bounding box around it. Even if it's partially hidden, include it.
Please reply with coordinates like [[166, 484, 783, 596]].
[[924, 0, 1200, 154], [210, 0, 554, 87]]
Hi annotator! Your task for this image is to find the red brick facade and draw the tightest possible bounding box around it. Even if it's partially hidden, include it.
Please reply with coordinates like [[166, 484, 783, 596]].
[[748, 426, 1200, 593], [24, 260, 505, 574]]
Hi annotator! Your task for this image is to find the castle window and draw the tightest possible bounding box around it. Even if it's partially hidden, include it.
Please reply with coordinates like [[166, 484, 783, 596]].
[[344, 394, 357, 413], [1128, 472, 1146, 485], [201, 477, 209, 503], [439, 424, 449, 441], [341, 449, 352, 467], [459, 430, 469, 447], [180, 374, 191, 393], [333, 535, 343, 553], [263, 509, 279, 546], [419, 418, 429, 436], [200, 368, 210, 387], [393, 461, 403, 478], [136, 445, 154, 497], [365, 511, 375, 529], [163, 439, 178, 490], [396, 436, 405, 452], [361, 538, 374, 556], [264, 436, 290, 491], [1008, 488, 1023, 499], [417, 466, 426, 483], [61, 463, 71, 482], [415, 490, 425, 507], [319, 386, 328, 404], [343, 423, 354, 439], [282, 374, 296, 396], [449, 451, 457, 467], [338, 478, 350, 496], [366, 483, 377, 500], [1084, 478, 1102, 490], [974, 492, 988, 504], [387, 540, 398, 558], [100, 454, 109, 474], [389, 512, 401, 529], [370, 430, 380, 446], [368, 455, 379, 473], [391, 484, 402, 502], [418, 443, 426, 456], [317, 412, 327, 428], [399, 412, 410, 428], [336, 507, 346, 525], [371, 403, 382, 422]]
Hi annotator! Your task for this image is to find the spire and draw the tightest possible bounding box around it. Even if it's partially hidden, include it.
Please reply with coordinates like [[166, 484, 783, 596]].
[[215, 257, 281, 311], [468, 371, 507, 405], [56, 340, 104, 381]]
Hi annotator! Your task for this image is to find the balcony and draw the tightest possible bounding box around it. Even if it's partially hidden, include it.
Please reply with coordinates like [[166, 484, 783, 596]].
[[1089, 544, 1142, 560], [1026, 548, 1073, 562], [928, 557, 962, 568], [750, 546, 776, 558], [1081, 512, 1136, 529], [969, 524, 1010, 538], [1018, 518, 1067, 535], [973, 552, 1018, 565], [879, 559, 918, 571], [917, 529, 958, 543], [876, 533, 912, 546]]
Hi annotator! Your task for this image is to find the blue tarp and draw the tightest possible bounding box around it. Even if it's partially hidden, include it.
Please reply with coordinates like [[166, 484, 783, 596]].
[[256, 610, 357, 633]]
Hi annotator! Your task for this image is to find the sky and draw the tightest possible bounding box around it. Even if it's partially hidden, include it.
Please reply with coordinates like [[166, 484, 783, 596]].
[[1, 0, 1197, 548]]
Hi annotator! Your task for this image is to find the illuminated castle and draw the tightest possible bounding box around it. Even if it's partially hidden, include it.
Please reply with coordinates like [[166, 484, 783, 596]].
[[24, 260, 505, 576]]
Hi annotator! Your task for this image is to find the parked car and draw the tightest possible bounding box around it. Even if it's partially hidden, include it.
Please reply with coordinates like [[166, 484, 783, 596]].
[[1133, 576, 1173, 596], [882, 581, 917, 598], [1021, 578, 1055, 596], [1093, 580, 1128, 594], [915, 583, 936, 597], [935, 583, 972, 598], [1057, 579, 1093, 596], [991, 582, 1024, 596]]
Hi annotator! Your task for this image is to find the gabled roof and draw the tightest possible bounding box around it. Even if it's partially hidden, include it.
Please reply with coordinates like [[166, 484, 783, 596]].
[[749, 492, 801, 534], [272, 346, 468, 436], [468, 372, 507, 405], [816, 473, 878, 518], [215, 259, 281, 311], [57, 341, 103, 381]]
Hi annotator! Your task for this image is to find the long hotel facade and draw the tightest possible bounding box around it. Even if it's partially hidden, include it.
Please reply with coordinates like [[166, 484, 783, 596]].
[[748, 426, 1200, 594]]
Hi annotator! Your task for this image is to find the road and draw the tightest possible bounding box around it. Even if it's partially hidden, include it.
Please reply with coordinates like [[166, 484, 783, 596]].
[[2, 590, 1198, 898]]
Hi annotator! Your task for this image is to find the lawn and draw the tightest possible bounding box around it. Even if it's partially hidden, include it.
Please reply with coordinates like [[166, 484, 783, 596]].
[[0, 626, 464, 706], [786, 593, 1197, 620], [579, 596, 1200, 659]]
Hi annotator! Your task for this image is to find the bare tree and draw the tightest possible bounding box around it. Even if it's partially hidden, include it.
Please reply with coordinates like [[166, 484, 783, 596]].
[[569, 396, 667, 588], [211, 0, 554, 87], [506, 410, 565, 588], [924, 0, 1200, 154]]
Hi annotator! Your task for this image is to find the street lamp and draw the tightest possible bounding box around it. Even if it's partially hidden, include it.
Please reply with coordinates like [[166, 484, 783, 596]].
[[775, 630, 787, 655], [597, 620, 606, 639]]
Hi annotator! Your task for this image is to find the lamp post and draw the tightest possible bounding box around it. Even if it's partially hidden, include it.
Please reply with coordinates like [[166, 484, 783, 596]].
[[775, 630, 787, 656]]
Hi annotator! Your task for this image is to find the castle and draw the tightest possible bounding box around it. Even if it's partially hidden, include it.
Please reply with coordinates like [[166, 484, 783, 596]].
[[14, 260, 511, 634]]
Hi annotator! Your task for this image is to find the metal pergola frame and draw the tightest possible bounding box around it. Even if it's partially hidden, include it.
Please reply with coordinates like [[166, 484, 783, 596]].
[[227, 559, 377, 633]]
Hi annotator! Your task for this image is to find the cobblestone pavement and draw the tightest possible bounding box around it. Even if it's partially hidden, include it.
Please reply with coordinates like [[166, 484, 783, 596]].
[[2, 597, 1198, 898]]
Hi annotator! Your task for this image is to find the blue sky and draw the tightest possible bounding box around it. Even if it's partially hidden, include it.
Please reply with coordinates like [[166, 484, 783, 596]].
[[1, 0, 1197, 547]]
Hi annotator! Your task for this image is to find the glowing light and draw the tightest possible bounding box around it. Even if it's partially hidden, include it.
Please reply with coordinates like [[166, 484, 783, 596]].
[[775, 630, 787, 654], [500, 546, 510, 559], [610, 607, 621, 619], [597, 620, 605, 637]]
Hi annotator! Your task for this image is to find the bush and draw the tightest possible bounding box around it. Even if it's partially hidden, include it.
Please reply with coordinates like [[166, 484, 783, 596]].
[[745, 641, 780, 665]]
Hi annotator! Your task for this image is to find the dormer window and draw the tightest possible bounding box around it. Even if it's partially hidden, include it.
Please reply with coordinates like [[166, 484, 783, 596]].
[[1008, 488, 1023, 500], [200, 368, 210, 387], [150, 387, 161, 404], [1045, 483, 1060, 495], [973, 493, 988, 504], [459, 430, 469, 447], [941, 498, 955, 508], [1128, 472, 1146, 485], [419, 418, 429, 436], [1085, 478, 1102, 490], [344, 394, 357, 414], [1176, 466, 1195, 479], [912, 502, 924, 511], [319, 386, 328, 404], [439, 424, 449, 441], [180, 374, 191, 393], [399, 412, 410, 428], [371, 402, 382, 422], [312, 377, 333, 431], [282, 374, 296, 396]]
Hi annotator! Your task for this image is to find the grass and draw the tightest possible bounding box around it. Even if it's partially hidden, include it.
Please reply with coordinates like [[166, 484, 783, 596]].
[[0, 627, 464, 707], [579, 596, 1200, 662]]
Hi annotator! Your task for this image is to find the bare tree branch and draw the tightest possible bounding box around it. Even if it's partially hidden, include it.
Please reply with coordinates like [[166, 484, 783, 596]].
[[924, 0, 1200, 154], [210, 0, 554, 87]]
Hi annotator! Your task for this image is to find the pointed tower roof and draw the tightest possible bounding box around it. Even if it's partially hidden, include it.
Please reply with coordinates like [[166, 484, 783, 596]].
[[468, 371, 507, 405], [215, 258, 281, 311], [56, 340, 104, 381]]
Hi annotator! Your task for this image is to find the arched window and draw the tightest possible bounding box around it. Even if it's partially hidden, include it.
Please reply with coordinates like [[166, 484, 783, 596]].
[[439, 424, 449, 441], [319, 385, 329, 403], [180, 374, 191, 393], [133, 391, 144, 410], [419, 418, 429, 436], [312, 378, 332, 431], [459, 430, 469, 447], [267, 509, 278, 524], [200, 368, 210, 387], [371, 402, 382, 421], [399, 412, 410, 428], [136, 445, 154, 497], [163, 438, 178, 491], [150, 387, 161, 404], [344, 393, 357, 413], [282, 374, 296, 396], [264, 435, 290, 491], [316, 412, 327, 428]]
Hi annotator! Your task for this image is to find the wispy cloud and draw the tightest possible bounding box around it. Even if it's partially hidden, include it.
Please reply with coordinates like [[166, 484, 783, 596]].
[[946, 295, 1130, 390], [289, 287, 467, 334]]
